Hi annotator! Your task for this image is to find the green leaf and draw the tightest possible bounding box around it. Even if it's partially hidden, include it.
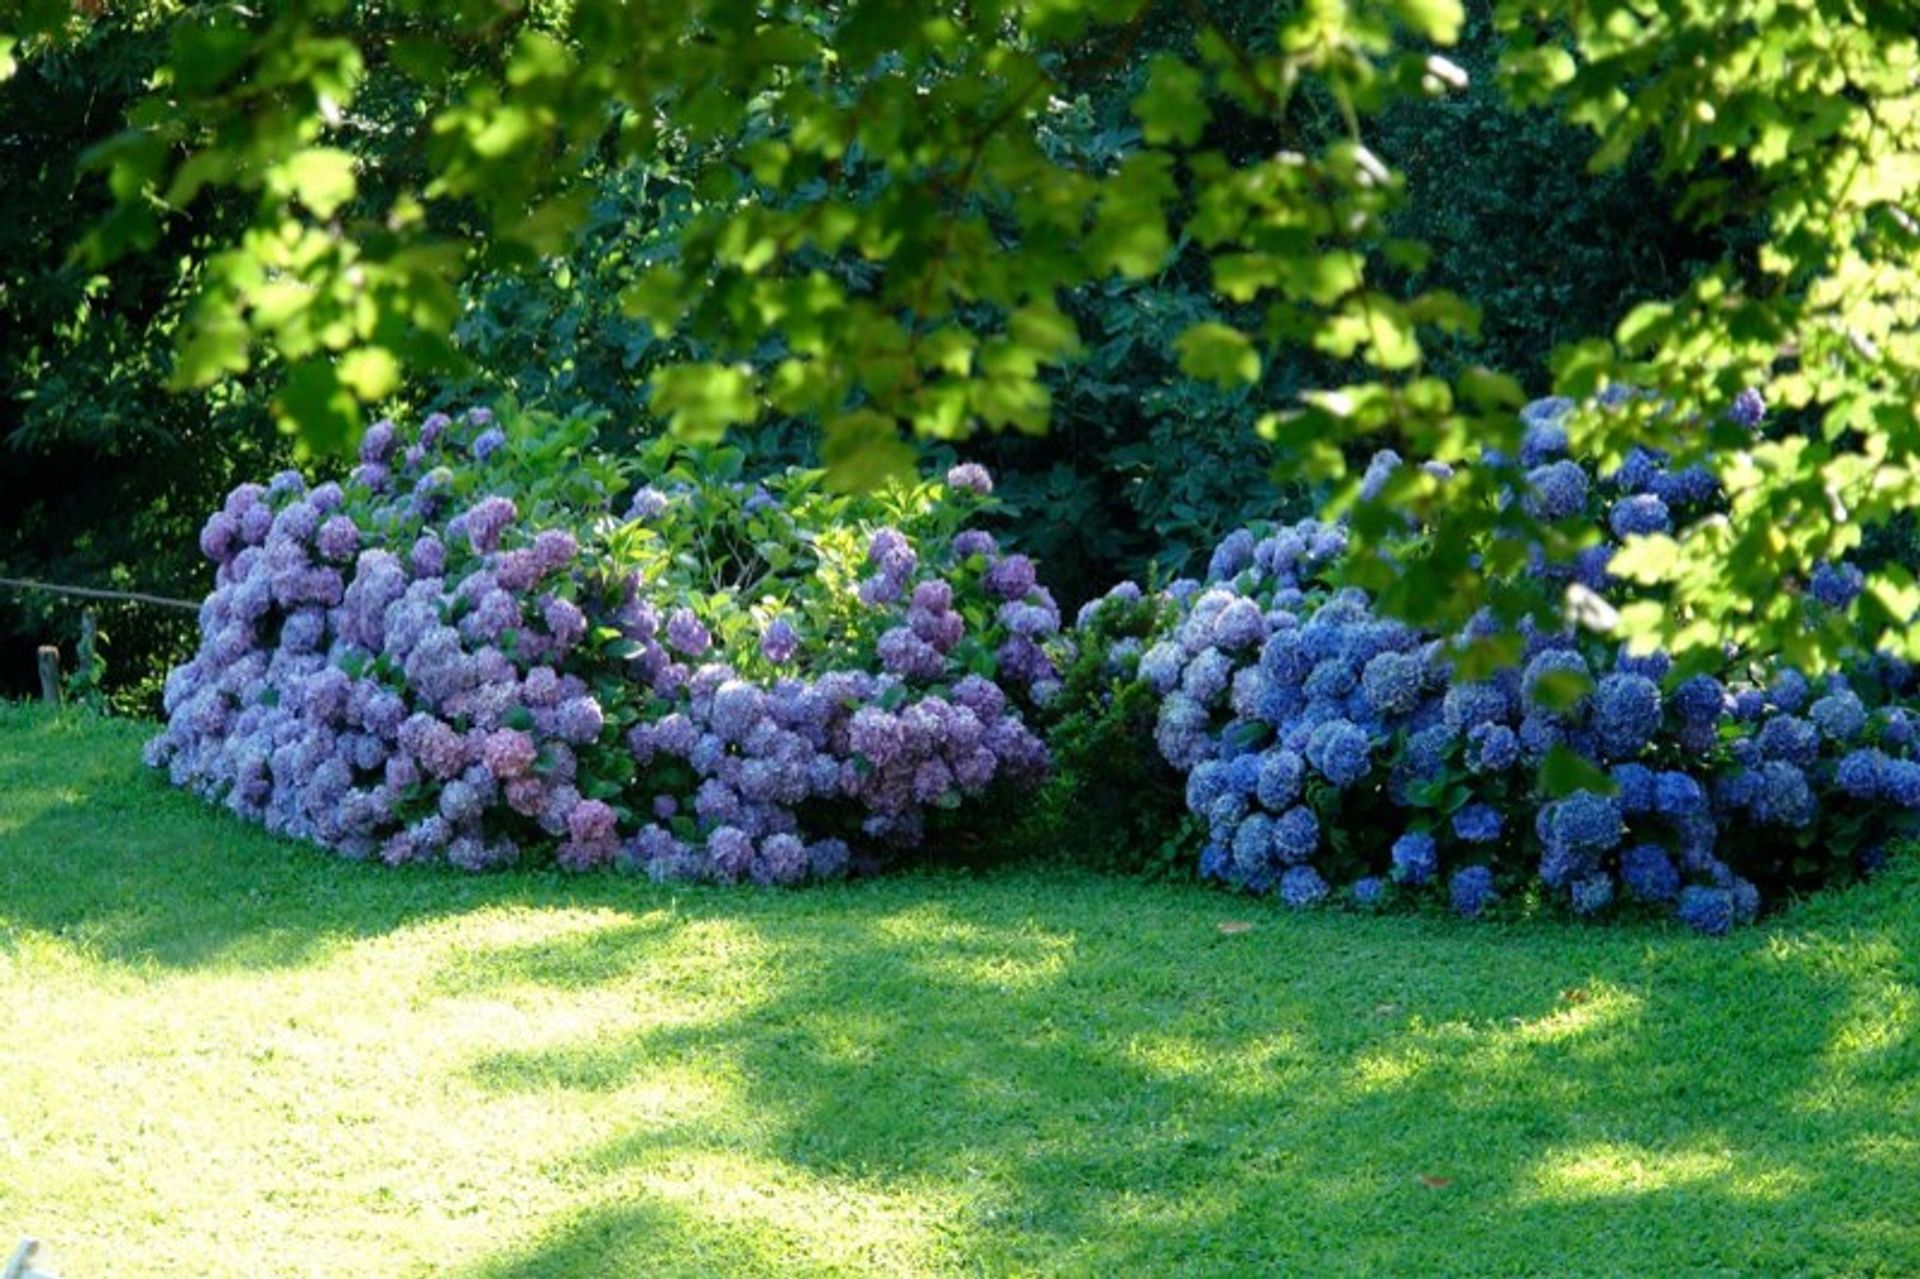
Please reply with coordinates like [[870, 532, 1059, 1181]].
[[507, 30, 573, 86], [1392, 0, 1464, 43], [620, 267, 686, 329], [1088, 205, 1169, 277], [1175, 322, 1260, 387], [169, 16, 252, 94], [277, 148, 357, 219], [1608, 534, 1681, 584], [1615, 300, 1672, 352], [275, 359, 361, 458], [1539, 744, 1617, 799], [1008, 301, 1081, 361], [1530, 668, 1594, 713], [822, 410, 916, 492], [649, 362, 757, 444], [171, 311, 252, 389], [390, 36, 454, 83], [338, 346, 400, 400], [1133, 55, 1208, 146]]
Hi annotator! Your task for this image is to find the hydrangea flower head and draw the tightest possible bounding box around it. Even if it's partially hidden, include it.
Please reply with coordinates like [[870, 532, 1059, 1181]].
[[760, 617, 799, 664], [1540, 790, 1624, 859], [1271, 806, 1319, 863], [465, 496, 517, 554], [1620, 844, 1680, 901], [985, 554, 1038, 602], [471, 426, 508, 460], [1525, 460, 1589, 521], [945, 462, 994, 495], [1569, 873, 1614, 916], [1279, 865, 1330, 908], [666, 608, 711, 657], [1769, 669, 1810, 713], [1757, 714, 1819, 766], [1809, 562, 1864, 610], [1809, 689, 1866, 743], [1390, 831, 1438, 885], [1361, 650, 1425, 717], [1677, 885, 1734, 936], [1522, 649, 1590, 717], [1452, 803, 1503, 844], [1465, 722, 1519, 774], [1836, 748, 1887, 800], [1305, 719, 1372, 788], [953, 529, 996, 560], [1609, 494, 1671, 538], [1593, 673, 1661, 758], [1444, 680, 1510, 733], [1350, 876, 1388, 908], [1207, 528, 1257, 581], [1359, 450, 1403, 501], [1450, 865, 1497, 918]]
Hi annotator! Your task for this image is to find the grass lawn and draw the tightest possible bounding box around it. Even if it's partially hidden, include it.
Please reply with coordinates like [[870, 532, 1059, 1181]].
[[0, 704, 1916, 1276]]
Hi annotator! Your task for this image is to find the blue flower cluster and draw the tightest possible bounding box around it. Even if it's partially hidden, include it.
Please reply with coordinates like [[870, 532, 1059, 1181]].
[[1089, 392, 1920, 933], [149, 410, 1053, 884]]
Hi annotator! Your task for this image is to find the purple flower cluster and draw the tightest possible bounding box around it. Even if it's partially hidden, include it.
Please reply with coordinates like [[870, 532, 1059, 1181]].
[[150, 415, 1052, 885]]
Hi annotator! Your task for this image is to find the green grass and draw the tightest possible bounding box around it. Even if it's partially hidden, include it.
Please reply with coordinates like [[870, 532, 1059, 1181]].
[[1, 704, 1916, 1277]]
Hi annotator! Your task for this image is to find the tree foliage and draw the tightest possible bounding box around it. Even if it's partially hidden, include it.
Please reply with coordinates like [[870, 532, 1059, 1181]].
[[6, 0, 1920, 671]]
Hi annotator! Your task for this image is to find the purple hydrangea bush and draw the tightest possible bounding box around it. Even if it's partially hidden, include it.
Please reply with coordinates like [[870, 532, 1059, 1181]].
[[148, 407, 1056, 884], [1080, 391, 1919, 933]]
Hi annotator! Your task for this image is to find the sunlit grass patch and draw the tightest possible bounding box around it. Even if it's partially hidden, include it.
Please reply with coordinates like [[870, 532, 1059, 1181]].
[[2, 703, 1919, 1277]]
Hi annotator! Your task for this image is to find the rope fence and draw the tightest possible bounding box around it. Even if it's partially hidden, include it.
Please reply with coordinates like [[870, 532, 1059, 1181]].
[[2, 575, 201, 706], [0, 575, 201, 613]]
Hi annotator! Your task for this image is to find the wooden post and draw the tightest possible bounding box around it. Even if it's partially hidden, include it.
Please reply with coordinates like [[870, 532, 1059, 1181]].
[[2, 1236, 57, 1279], [37, 645, 61, 706]]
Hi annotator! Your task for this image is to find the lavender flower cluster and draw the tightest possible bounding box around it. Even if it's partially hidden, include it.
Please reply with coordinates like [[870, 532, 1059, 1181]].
[[1091, 392, 1919, 933], [148, 409, 1054, 885]]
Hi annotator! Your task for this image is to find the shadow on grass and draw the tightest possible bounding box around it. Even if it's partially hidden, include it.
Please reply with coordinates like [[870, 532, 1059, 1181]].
[[449, 869, 1920, 1276], [4, 707, 1917, 1273], [0, 707, 683, 971]]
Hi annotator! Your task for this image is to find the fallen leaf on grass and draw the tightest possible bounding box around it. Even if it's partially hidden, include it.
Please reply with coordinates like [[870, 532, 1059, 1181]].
[[1417, 1174, 1453, 1188], [1217, 921, 1255, 935]]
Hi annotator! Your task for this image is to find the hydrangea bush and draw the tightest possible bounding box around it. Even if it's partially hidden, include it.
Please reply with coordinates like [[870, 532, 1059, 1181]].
[[148, 393, 1917, 931], [147, 407, 1058, 884], [1076, 393, 1919, 933]]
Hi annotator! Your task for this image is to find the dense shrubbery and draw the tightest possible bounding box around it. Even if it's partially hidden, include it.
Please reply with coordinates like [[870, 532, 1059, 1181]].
[[147, 393, 1920, 933], [1068, 394, 1918, 933], [146, 407, 1058, 883]]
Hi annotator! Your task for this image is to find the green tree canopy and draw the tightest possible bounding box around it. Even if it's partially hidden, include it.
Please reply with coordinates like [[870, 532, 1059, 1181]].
[[6, 0, 1920, 672]]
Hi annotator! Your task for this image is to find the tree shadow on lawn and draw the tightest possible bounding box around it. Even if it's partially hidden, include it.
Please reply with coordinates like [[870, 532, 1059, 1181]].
[[5, 711, 1917, 1273], [452, 867, 1920, 1278], [0, 709, 722, 971]]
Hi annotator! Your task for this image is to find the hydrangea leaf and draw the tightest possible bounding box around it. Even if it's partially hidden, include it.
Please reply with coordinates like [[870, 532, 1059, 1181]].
[[1538, 746, 1616, 800]]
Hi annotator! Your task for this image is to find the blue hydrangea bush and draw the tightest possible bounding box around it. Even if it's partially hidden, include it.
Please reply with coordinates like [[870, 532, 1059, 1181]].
[[1078, 392, 1918, 933], [146, 407, 1057, 884]]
